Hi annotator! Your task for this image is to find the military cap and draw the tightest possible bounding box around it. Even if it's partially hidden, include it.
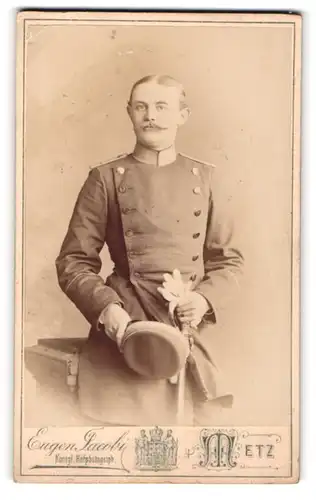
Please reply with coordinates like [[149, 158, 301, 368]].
[[119, 321, 190, 379]]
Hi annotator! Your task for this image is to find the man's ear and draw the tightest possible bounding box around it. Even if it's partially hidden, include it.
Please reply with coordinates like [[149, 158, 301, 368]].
[[178, 106, 191, 127], [126, 102, 132, 120]]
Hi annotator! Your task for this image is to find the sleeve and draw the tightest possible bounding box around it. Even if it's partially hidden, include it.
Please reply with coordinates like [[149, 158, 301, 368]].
[[55, 167, 123, 328], [195, 165, 244, 324]]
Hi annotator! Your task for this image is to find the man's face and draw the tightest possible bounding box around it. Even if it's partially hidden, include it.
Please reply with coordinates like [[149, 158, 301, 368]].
[[127, 82, 189, 151]]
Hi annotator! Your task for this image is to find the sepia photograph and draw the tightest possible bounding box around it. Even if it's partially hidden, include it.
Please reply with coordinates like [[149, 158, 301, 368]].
[[14, 10, 301, 483]]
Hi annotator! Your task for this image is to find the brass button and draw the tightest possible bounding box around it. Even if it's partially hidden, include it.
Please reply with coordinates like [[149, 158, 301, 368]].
[[122, 207, 131, 214], [193, 187, 201, 195], [192, 255, 199, 261], [119, 185, 126, 193], [194, 210, 201, 216], [192, 167, 199, 176], [193, 233, 200, 239], [125, 229, 133, 237], [134, 272, 141, 278], [117, 167, 125, 174]]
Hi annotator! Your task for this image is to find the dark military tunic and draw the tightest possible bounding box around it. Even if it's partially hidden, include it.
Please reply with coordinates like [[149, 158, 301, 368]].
[[56, 151, 243, 425]]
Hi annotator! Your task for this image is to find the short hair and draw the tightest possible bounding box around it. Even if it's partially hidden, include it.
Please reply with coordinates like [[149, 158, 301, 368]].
[[128, 74, 187, 108]]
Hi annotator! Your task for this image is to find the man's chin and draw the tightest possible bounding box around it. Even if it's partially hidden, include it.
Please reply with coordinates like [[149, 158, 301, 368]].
[[138, 138, 167, 150], [142, 130, 164, 139], [137, 133, 173, 150]]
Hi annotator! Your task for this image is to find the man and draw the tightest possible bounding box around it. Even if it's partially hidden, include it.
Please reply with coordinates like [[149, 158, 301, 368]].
[[164, 430, 177, 466], [135, 430, 149, 466], [56, 74, 243, 426]]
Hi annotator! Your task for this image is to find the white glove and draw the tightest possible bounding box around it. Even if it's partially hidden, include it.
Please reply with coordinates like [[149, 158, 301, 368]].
[[157, 270, 210, 328], [175, 291, 210, 328]]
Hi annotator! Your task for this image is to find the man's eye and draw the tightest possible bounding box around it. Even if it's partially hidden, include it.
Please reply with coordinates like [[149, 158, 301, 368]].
[[135, 104, 145, 111], [156, 105, 167, 111]]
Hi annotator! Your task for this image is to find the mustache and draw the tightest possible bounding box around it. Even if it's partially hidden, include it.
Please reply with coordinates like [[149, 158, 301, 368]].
[[142, 122, 167, 130]]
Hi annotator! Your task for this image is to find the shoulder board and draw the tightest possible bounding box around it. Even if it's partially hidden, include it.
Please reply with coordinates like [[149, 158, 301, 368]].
[[101, 153, 128, 165], [180, 153, 216, 168], [91, 153, 128, 168], [89, 154, 128, 172]]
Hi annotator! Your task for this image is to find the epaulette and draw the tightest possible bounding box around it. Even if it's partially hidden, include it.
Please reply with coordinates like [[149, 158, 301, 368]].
[[180, 153, 216, 168], [101, 153, 128, 165], [89, 154, 128, 172]]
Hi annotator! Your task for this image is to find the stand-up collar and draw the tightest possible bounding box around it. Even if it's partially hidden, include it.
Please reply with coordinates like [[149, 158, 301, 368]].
[[132, 143, 177, 167]]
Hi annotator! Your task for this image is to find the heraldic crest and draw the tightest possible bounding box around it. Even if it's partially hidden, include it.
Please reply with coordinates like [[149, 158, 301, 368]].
[[135, 426, 178, 471]]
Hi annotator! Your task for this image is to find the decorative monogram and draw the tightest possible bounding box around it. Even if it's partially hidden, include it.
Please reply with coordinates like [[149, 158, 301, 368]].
[[186, 428, 239, 471]]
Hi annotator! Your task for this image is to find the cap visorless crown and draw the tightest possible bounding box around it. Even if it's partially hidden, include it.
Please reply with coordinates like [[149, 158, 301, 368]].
[[120, 321, 190, 379]]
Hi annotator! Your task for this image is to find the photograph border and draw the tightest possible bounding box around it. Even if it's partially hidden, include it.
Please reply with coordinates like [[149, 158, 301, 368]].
[[14, 10, 301, 483]]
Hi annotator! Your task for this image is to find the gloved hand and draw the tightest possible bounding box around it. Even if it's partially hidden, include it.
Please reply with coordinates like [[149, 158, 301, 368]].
[[158, 270, 210, 329], [175, 291, 210, 328], [99, 303, 131, 348]]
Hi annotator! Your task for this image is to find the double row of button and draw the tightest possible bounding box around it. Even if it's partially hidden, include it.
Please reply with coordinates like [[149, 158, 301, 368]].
[[192, 167, 201, 261], [120, 185, 200, 196], [117, 164, 202, 270], [192, 167, 201, 262], [116, 169, 138, 271]]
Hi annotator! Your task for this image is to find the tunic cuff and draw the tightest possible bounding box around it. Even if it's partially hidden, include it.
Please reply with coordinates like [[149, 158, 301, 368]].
[[64, 276, 124, 330], [194, 287, 217, 324]]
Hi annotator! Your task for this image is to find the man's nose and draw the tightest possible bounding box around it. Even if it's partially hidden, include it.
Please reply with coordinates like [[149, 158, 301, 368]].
[[145, 105, 157, 121]]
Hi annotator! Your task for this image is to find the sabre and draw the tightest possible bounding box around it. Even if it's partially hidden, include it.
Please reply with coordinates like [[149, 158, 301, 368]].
[[158, 269, 194, 425]]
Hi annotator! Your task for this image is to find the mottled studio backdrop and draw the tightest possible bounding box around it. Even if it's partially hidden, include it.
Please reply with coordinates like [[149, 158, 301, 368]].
[[23, 22, 294, 425]]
